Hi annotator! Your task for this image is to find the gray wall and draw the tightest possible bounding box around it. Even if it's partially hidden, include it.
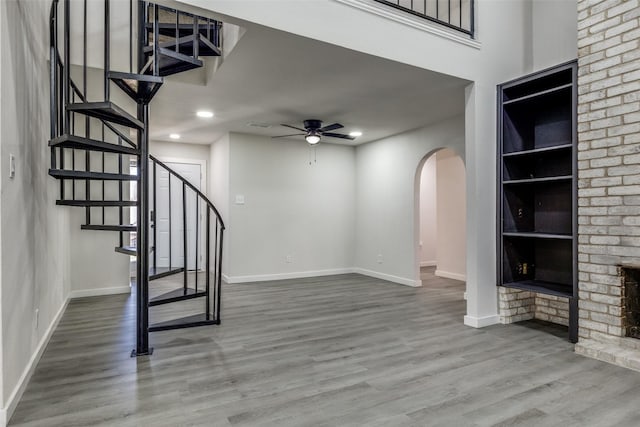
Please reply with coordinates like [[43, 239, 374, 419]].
[[0, 0, 71, 422]]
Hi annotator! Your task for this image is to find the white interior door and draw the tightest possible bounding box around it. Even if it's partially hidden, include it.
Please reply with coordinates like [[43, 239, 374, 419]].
[[154, 161, 202, 270]]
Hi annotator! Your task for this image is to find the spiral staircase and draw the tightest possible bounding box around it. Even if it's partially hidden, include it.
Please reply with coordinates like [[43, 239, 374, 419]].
[[49, 0, 225, 356]]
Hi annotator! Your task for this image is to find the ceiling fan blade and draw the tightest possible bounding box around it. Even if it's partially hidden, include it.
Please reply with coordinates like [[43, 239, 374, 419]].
[[318, 123, 343, 132], [280, 124, 307, 132], [322, 132, 355, 140], [272, 133, 305, 138]]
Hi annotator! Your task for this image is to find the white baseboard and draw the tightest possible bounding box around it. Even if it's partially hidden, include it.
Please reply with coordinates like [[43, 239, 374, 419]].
[[420, 260, 437, 267], [353, 268, 421, 287], [225, 268, 354, 284], [69, 285, 131, 299], [435, 269, 466, 282], [3, 298, 69, 426], [464, 314, 500, 328]]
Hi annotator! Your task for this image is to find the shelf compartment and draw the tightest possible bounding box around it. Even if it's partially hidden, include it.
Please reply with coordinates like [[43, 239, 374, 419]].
[[502, 87, 572, 154], [502, 236, 573, 288], [503, 147, 572, 181], [503, 180, 572, 235], [501, 67, 572, 103], [503, 175, 572, 185]]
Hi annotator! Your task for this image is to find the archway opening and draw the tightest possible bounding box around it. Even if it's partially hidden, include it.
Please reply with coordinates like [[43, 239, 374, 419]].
[[416, 148, 466, 289]]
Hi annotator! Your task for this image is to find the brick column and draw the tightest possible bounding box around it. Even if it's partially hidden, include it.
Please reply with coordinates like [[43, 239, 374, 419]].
[[575, 0, 640, 370]]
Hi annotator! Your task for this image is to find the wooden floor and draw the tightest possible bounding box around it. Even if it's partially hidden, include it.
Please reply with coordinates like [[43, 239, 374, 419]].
[[10, 268, 640, 426]]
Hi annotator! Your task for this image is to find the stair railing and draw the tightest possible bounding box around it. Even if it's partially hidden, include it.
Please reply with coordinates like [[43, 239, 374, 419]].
[[149, 155, 225, 326]]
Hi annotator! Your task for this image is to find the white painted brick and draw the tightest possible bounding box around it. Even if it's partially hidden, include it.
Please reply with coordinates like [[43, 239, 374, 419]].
[[622, 175, 640, 185], [608, 164, 640, 175], [590, 156, 622, 167], [590, 176, 623, 186], [590, 216, 622, 225], [590, 292, 622, 305], [580, 170, 607, 181], [606, 0, 640, 18], [590, 235, 621, 245], [608, 205, 640, 215], [608, 185, 640, 195], [608, 143, 640, 155], [607, 80, 640, 96], [605, 15, 639, 36], [606, 40, 639, 58], [608, 122, 640, 136], [590, 96, 621, 110], [590, 196, 623, 206]]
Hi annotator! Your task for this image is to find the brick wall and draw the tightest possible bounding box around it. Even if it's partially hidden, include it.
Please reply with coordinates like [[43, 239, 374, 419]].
[[499, 288, 570, 326], [577, 0, 640, 344]]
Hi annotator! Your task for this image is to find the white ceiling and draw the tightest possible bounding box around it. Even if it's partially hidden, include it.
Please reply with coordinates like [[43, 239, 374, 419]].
[[148, 21, 470, 146]]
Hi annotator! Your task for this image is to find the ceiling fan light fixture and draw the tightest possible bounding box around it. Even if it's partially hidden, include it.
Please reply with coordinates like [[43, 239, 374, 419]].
[[305, 133, 321, 145]]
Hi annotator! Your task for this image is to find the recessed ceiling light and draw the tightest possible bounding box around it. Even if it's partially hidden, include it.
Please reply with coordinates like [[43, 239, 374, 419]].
[[349, 131, 363, 137], [196, 110, 214, 118], [169, 133, 181, 139]]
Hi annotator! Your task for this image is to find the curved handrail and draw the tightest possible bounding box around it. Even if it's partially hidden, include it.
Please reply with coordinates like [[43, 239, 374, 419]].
[[149, 154, 225, 229]]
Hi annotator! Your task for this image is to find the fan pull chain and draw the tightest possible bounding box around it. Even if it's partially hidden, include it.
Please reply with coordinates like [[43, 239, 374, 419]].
[[308, 145, 317, 165]]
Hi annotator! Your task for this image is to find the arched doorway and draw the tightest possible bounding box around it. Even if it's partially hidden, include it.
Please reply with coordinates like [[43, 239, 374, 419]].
[[415, 148, 466, 287]]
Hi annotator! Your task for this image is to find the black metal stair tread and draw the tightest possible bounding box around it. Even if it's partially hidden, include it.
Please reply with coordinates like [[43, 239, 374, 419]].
[[67, 102, 144, 129], [115, 246, 136, 256], [150, 266, 185, 280], [149, 313, 217, 332], [146, 22, 219, 38], [144, 34, 221, 57], [81, 224, 137, 232], [49, 169, 138, 181], [49, 134, 138, 155], [149, 47, 203, 77], [149, 287, 205, 306], [57, 200, 137, 207], [107, 71, 164, 104]]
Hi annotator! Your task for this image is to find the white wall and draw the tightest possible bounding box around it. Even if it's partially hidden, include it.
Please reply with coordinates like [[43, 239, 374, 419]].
[[67, 66, 131, 298], [355, 115, 465, 287], [209, 134, 230, 274], [531, 0, 577, 71], [435, 149, 466, 281], [419, 155, 437, 266], [226, 133, 356, 282], [176, 0, 535, 326], [1, 0, 71, 424]]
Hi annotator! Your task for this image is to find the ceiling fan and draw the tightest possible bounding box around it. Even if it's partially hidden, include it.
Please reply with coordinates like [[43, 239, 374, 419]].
[[273, 119, 356, 145]]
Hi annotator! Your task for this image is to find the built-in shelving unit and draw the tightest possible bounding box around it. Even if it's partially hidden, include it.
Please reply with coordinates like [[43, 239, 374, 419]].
[[497, 61, 578, 342]]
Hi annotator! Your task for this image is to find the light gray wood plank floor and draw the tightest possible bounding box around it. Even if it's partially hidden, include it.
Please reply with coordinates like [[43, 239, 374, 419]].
[[9, 268, 640, 426]]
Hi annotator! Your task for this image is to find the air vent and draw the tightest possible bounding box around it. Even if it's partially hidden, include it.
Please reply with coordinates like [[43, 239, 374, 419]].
[[246, 122, 272, 129]]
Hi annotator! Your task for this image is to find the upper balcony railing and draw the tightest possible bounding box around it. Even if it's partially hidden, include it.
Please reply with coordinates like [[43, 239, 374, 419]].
[[373, 0, 474, 37]]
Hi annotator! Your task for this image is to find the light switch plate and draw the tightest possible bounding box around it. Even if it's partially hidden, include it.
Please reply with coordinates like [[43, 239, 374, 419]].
[[235, 194, 245, 205], [9, 154, 15, 179]]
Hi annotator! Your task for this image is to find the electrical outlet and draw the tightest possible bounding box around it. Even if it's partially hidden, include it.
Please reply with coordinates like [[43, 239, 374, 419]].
[[285, 254, 293, 263], [35, 308, 39, 329], [377, 254, 383, 264]]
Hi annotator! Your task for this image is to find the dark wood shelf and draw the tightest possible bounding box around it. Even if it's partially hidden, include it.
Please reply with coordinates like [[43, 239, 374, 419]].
[[503, 232, 573, 240], [503, 83, 573, 106], [502, 143, 573, 158], [503, 175, 572, 185], [502, 280, 573, 298]]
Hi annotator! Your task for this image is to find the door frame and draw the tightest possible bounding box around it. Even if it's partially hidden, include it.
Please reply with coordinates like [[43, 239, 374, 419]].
[[156, 156, 207, 271]]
